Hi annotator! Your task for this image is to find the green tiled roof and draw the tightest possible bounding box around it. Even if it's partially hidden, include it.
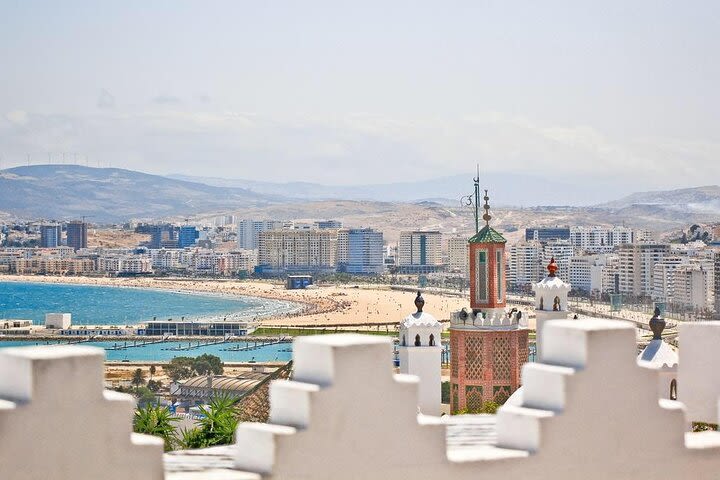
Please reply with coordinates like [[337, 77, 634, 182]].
[[468, 225, 506, 244]]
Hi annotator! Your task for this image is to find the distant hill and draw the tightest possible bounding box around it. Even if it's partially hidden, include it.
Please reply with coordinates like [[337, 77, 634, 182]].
[[0, 165, 282, 222], [599, 185, 720, 214], [167, 172, 618, 207]]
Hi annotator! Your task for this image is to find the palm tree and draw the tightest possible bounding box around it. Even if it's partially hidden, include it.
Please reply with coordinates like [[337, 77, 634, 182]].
[[149, 365, 156, 380], [178, 394, 239, 449], [131, 368, 146, 393], [134, 404, 179, 452]]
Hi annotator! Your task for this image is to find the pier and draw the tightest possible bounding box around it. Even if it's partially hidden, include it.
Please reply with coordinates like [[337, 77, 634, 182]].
[[105, 335, 171, 351], [163, 334, 233, 352], [221, 338, 288, 352]]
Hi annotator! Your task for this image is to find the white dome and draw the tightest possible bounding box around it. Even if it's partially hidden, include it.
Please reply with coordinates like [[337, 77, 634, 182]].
[[401, 311, 441, 329], [637, 340, 678, 369]]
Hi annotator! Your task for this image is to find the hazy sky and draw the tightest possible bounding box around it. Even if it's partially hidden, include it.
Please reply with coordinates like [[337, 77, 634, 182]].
[[1, 1, 718, 191]]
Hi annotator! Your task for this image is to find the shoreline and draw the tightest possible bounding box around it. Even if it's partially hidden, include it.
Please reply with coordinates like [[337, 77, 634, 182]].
[[0, 274, 497, 328], [0, 275, 312, 324]]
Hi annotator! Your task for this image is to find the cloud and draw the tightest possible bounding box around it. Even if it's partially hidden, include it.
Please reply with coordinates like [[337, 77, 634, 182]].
[[5, 110, 29, 126], [97, 89, 116, 110], [152, 95, 182, 105], [0, 109, 717, 191]]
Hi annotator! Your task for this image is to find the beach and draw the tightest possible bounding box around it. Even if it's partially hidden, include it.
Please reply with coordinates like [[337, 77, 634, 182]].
[[0, 275, 476, 327]]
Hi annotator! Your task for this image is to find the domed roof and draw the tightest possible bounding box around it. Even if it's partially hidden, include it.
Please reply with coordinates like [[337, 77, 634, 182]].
[[637, 340, 678, 369], [401, 310, 441, 329]]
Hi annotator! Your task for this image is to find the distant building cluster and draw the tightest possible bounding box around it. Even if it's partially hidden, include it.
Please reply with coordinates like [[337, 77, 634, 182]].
[[2, 217, 720, 315]]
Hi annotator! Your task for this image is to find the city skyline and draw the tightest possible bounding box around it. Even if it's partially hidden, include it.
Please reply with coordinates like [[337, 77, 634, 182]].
[[1, 1, 719, 193]]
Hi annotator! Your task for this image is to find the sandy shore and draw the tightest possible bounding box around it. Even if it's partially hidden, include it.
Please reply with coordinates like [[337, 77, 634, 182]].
[[0, 275, 479, 327]]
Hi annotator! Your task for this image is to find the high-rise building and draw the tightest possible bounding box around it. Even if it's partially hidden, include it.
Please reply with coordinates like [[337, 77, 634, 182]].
[[525, 227, 570, 242], [148, 224, 178, 249], [66, 221, 88, 251], [672, 264, 710, 310], [542, 240, 574, 282], [39, 224, 62, 248], [346, 228, 384, 274], [257, 229, 337, 274], [569, 226, 634, 253], [178, 226, 199, 248], [336, 229, 349, 267], [397, 231, 443, 273], [569, 254, 609, 293], [616, 243, 670, 297], [507, 241, 543, 288], [237, 220, 285, 250], [447, 235, 469, 276]]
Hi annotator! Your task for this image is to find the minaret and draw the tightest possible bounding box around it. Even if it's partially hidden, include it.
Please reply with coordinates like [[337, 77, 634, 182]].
[[468, 189, 507, 320], [532, 257, 571, 361], [398, 292, 442, 416], [449, 176, 528, 413]]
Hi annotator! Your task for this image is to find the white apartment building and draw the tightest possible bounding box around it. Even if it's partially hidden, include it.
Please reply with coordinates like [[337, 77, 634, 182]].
[[652, 256, 687, 302], [672, 264, 710, 310], [542, 240, 574, 282], [397, 231, 443, 272], [569, 226, 634, 253], [616, 244, 670, 297], [258, 229, 337, 274], [237, 220, 285, 250], [150, 249, 183, 269], [447, 235, 469, 276], [336, 229, 349, 266], [569, 254, 611, 293], [218, 251, 257, 276], [507, 241, 543, 288], [98, 256, 152, 274]]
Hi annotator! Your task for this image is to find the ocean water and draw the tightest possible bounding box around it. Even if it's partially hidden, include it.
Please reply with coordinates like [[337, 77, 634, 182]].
[[0, 339, 293, 362], [0, 281, 298, 325]]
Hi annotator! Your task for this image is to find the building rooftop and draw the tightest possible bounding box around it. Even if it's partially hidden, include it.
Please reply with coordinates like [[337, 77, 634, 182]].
[[468, 225, 506, 244]]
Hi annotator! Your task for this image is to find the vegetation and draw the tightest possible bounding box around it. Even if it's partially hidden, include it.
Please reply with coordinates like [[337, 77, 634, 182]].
[[131, 368, 146, 392], [134, 404, 179, 451], [453, 401, 500, 415], [178, 395, 240, 449], [164, 354, 224, 382]]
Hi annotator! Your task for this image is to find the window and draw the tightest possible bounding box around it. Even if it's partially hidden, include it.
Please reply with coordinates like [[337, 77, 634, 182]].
[[475, 250, 488, 303], [670, 379, 677, 400], [415, 334, 421, 346], [429, 334, 435, 346], [496, 250, 503, 302]]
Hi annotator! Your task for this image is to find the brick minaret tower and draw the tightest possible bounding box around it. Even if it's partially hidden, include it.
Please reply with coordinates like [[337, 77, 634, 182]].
[[449, 174, 528, 413]]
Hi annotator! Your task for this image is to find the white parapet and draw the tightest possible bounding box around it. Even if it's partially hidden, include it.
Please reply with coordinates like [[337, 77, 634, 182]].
[[45, 312, 72, 329], [0, 345, 163, 480], [678, 322, 720, 423]]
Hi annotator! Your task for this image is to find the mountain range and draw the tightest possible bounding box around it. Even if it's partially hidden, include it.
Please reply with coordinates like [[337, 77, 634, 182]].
[[0, 165, 279, 222], [0, 165, 718, 237]]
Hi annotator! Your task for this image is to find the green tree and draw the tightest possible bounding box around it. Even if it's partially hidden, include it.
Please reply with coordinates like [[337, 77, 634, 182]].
[[193, 354, 223, 375], [165, 357, 195, 382], [149, 365, 156, 380], [134, 404, 179, 452], [131, 368, 146, 392], [147, 379, 163, 392], [135, 386, 157, 406], [179, 394, 239, 449]]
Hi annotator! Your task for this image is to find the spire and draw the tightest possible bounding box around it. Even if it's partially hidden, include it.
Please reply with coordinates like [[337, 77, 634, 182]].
[[473, 166, 480, 234], [482, 190, 491, 226], [414, 291, 425, 313], [649, 307, 665, 340], [547, 257, 558, 277]]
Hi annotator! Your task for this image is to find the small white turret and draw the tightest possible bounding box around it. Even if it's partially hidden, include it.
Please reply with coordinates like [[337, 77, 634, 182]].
[[532, 257, 571, 361], [398, 292, 442, 416]]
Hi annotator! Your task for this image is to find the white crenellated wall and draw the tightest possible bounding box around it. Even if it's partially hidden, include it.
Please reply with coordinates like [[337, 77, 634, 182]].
[[0, 345, 164, 480], [234, 320, 720, 480], [7, 319, 720, 479]]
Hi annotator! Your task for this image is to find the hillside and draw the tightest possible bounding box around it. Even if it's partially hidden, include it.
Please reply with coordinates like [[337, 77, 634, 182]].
[[600, 185, 720, 213], [0, 165, 281, 222]]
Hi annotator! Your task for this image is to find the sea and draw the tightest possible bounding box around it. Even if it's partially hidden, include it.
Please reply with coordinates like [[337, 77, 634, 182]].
[[0, 281, 299, 362]]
